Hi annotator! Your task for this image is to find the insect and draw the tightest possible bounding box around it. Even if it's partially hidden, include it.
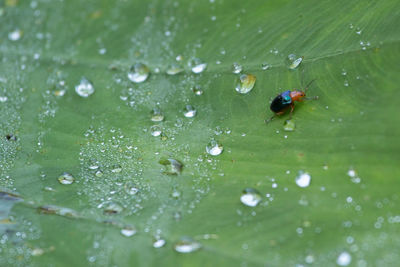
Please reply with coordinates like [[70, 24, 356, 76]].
[[265, 79, 318, 123]]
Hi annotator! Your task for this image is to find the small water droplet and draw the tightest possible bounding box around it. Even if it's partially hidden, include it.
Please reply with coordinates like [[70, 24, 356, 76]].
[[261, 63, 271, 70], [232, 62, 243, 74], [183, 105, 197, 118], [283, 120, 295, 131], [153, 238, 166, 248], [341, 69, 347, 76], [75, 77, 95, 97], [206, 139, 223, 156], [336, 251, 351, 266], [192, 85, 203, 96], [166, 63, 184, 75], [171, 188, 182, 199], [0, 96, 8, 102], [8, 29, 22, 41], [190, 58, 207, 74], [95, 170, 103, 177], [128, 63, 150, 83], [38, 205, 80, 218], [121, 225, 137, 237], [58, 172, 75, 185], [150, 125, 162, 136], [235, 74, 256, 94], [159, 158, 183, 175], [286, 54, 303, 70], [124, 181, 139, 195], [355, 27, 362, 35], [150, 107, 165, 122], [295, 171, 311, 188], [111, 164, 122, 173], [174, 237, 201, 253], [240, 188, 262, 207], [344, 80, 349, 87]]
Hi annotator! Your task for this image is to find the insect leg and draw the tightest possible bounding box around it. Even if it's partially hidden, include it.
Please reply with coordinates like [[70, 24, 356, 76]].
[[304, 96, 319, 100], [289, 104, 295, 120], [265, 114, 276, 124]]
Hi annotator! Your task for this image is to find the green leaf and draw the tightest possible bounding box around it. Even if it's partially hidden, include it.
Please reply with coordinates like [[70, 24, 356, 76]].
[[1, 0, 400, 266]]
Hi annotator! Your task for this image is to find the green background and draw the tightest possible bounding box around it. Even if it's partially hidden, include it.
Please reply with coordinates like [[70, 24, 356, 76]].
[[1, 0, 400, 266]]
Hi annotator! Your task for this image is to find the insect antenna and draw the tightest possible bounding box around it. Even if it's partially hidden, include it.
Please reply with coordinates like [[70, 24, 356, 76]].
[[304, 79, 316, 93]]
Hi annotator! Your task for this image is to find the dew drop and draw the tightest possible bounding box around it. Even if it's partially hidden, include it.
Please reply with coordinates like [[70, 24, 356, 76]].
[[8, 29, 22, 41], [190, 58, 207, 74], [0, 96, 8, 102], [174, 237, 201, 253], [286, 54, 303, 70], [235, 74, 256, 94], [336, 251, 351, 266], [128, 63, 150, 83], [206, 139, 223, 156], [295, 171, 311, 188], [58, 172, 75, 185], [38, 205, 80, 218], [95, 170, 103, 177], [75, 77, 95, 98], [261, 63, 271, 70], [232, 62, 243, 74], [111, 164, 122, 173], [150, 107, 165, 122], [100, 201, 123, 215], [159, 158, 183, 175], [150, 125, 162, 136], [240, 188, 262, 207], [166, 63, 184, 75], [192, 85, 203, 96], [344, 80, 349, 87], [153, 238, 166, 248], [183, 105, 197, 118], [124, 181, 139, 195], [121, 226, 137, 237], [283, 120, 295, 131]]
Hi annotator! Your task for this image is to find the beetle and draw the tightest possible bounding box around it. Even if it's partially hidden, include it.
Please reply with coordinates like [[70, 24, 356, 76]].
[[265, 79, 318, 123]]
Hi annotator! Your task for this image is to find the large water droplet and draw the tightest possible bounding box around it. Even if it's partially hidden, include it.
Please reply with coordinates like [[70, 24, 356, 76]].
[[8, 29, 22, 41], [58, 172, 75, 185], [166, 63, 184, 75], [174, 237, 201, 253], [232, 62, 243, 74], [150, 125, 162, 137], [150, 107, 165, 122], [128, 63, 150, 83], [159, 158, 183, 175], [75, 77, 95, 98], [153, 238, 166, 248], [336, 251, 351, 266], [235, 74, 256, 94], [286, 54, 303, 70], [283, 120, 295, 131], [206, 140, 223, 156], [295, 171, 311, 188], [183, 105, 197, 118], [121, 225, 137, 237], [190, 58, 207, 74], [240, 188, 262, 207]]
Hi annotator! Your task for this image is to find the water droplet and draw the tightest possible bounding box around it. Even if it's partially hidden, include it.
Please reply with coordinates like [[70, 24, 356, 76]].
[[128, 63, 150, 83], [190, 58, 207, 74], [153, 238, 166, 248], [295, 171, 311, 188], [111, 164, 122, 173], [344, 80, 349, 87], [235, 74, 256, 94], [159, 158, 183, 175], [336, 251, 351, 266], [0, 96, 8, 102], [171, 188, 182, 199], [95, 170, 103, 177], [121, 225, 137, 237], [283, 120, 295, 131], [166, 63, 184, 75], [261, 63, 271, 70], [355, 27, 362, 35], [124, 181, 139, 195], [38, 205, 80, 218], [192, 85, 203, 96], [100, 201, 123, 215], [206, 139, 223, 156], [341, 69, 347, 76], [150, 125, 162, 136], [286, 54, 303, 70], [75, 77, 95, 98], [240, 188, 262, 207], [174, 237, 201, 253], [8, 29, 22, 41], [150, 107, 165, 122], [232, 62, 243, 74], [58, 172, 75, 185], [183, 105, 197, 118]]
